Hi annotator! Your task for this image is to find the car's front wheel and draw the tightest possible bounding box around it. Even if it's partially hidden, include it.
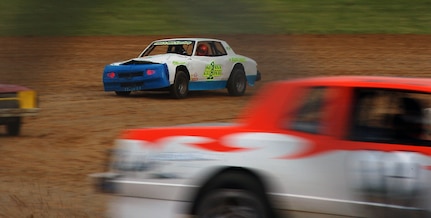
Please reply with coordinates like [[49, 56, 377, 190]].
[[227, 68, 247, 96], [170, 71, 189, 99], [196, 189, 267, 218], [194, 171, 274, 218]]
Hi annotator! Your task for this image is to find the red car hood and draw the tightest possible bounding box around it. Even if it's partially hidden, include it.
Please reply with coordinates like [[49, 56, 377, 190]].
[[0, 84, 31, 93]]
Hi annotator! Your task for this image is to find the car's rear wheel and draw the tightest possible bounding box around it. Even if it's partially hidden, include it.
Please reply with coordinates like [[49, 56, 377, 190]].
[[227, 68, 247, 96], [170, 71, 189, 99], [6, 117, 21, 136], [115, 91, 131, 96]]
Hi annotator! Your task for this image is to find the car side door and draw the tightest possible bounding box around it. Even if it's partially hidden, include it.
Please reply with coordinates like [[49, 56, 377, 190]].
[[210, 41, 231, 81], [189, 41, 229, 82], [344, 88, 431, 217], [272, 86, 360, 217]]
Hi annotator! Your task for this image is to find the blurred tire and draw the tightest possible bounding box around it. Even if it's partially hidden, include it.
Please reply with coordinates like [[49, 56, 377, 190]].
[[196, 189, 266, 218], [6, 117, 21, 136]]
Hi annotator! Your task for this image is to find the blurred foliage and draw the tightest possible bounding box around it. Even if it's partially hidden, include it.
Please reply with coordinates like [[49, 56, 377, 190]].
[[0, 0, 430, 36]]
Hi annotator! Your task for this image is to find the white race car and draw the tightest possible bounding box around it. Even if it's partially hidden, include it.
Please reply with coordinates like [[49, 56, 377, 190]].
[[102, 38, 261, 98], [93, 76, 431, 218]]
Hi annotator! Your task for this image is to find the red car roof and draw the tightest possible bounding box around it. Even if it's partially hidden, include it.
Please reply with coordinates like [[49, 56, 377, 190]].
[[278, 76, 431, 91]]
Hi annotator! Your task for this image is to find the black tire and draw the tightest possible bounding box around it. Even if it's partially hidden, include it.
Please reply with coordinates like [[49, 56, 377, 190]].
[[6, 117, 21, 136], [227, 68, 247, 96], [170, 71, 189, 99], [115, 91, 131, 96], [196, 189, 266, 218], [194, 172, 273, 218]]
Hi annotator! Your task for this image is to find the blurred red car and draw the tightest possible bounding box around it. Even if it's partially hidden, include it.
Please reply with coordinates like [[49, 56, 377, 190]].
[[92, 76, 431, 218], [0, 84, 39, 136]]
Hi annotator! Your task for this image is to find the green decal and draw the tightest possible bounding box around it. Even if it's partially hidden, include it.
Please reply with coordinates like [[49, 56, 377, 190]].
[[172, 61, 186, 65], [203, 61, 222, 80], [229, 57, 246, 63]]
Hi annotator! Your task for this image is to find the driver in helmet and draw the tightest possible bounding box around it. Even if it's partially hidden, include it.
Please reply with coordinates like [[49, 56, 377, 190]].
[[196, 44, 209, 56]]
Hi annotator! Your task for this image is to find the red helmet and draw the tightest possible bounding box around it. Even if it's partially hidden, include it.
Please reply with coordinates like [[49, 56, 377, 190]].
[[196, 44, 208, 56]]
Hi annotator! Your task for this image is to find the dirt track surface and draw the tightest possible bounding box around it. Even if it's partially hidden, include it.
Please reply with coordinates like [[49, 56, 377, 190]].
[[1, 34, 431, 217]]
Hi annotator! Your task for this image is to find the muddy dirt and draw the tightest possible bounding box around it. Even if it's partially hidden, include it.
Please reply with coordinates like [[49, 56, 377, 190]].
[[0, 34, 431, 217]]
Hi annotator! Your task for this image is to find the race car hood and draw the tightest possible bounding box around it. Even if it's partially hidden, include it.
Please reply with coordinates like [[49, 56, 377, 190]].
[[0, 84, 31, 93], [110, 54, 187, 66]]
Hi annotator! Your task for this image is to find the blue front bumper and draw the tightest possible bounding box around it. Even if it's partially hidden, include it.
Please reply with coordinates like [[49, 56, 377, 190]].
[[103, 63, 170, 92]]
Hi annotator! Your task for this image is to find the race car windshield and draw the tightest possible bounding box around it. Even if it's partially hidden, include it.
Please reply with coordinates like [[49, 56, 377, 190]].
[[141, 40, 195, 57]]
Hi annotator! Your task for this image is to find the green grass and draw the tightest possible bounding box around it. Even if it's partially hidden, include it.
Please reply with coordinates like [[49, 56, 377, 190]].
[[0, 0, 430, 36]]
